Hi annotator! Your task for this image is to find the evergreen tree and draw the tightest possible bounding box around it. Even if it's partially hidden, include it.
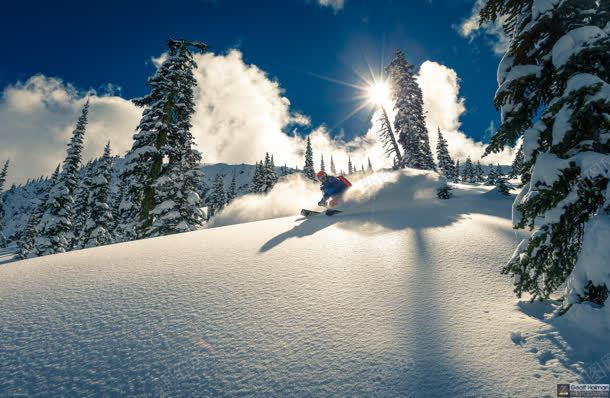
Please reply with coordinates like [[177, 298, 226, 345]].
[[0, 160, 8, 191], [32, 101, 88, 256], [226, 171, 237, 204], [437, 178, 453, 199], [303, 137, 316, 181], [208, 174, 226, 218], [118, 39, 207, 239], [386, 49, 436, 171], [361, 164, 365, 172], [251, 161, 265, 193], [0, 160, 9, 247], [72, 162, 95, 247], [436, 128, 457, 180], [461, 157, 475, 183], [81, 142, 114, 248], [509, 145, 528, 185], [111, 179, 126, 239], [18, 166, 60, 259], [348, 156, 353, 174], [368, 157, 373, 173], [474, 161, 485, 183], [330, 155, 337, 174], [495, 175, 512, 196], [261, 152, 278, 193], [481, 0, 610, 307], [320, 154, 325, 173], [376, 104, 402, 167], [455, 160, 461, 182], [485, 163, 498, 186]]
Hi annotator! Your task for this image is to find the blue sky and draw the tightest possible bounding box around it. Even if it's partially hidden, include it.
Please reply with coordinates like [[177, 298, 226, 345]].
[[0, 0, 501, 140]]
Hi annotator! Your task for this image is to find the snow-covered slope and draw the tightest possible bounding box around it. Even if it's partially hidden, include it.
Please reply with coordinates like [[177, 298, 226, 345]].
[[0, 170, 604, 397]]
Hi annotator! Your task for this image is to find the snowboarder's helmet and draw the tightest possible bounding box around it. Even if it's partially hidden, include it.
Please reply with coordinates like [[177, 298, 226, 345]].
[[316, 171, 327, 180]]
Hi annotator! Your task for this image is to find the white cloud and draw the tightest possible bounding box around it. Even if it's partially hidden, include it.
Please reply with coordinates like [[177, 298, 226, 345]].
[[458, 0, 509, 56], [0, 75, 141, 186], [0, 49, 512, 187], [316, 0, 345, 11], [417, 60, 514, 164]]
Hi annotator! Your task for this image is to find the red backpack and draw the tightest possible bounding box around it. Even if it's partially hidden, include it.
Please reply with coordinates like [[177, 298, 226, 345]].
[[337, 175, 352, 188]]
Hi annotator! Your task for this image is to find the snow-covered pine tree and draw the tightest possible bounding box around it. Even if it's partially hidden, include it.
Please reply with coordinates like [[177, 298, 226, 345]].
[[368, 157, 373, 173], [118, 39, 207, 239], [481, 0, 610, 308], [208, 174, 226, 218], [226, 171, 237, 204], [462, 157, 474, 183], [386, 49, 436, 171], [330, 155, 337, 175], [261, 152, 277, 193], [474, 161, 485, 183], [361, 164, 365, 172], [509, 145, 528, 185], [320, 154, 325, 173], [0, 159, 9, 247], [32, 100, 88, 257], [348, 156, 353, 174], [250, 161, 264, 193], [72, 162, 95, 248], [81, 142, 114, 248], [436, 128, 457, 180], [495, 164, 504, 179], [455, 159, 461, 182], [486, 163, 498, 185], [18, 165, 60, 259], [495, 175, 512, 196], [376, 103, 402, 167], [303, 137, 316, 181], [437, 178, 453, 199], [110, 179, 126, 239]]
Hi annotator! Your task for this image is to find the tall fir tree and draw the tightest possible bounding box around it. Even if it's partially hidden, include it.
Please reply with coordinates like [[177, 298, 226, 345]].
[[0, 159, 9, 247], [455, 160, 461, 182], [347, 156, 353, 174], [481, 0, 610, 307], [208, 174, 226, 218], [18, 166, 60, 259], [261, 152, 277, 193], [81, 142, 114, 248], [72, 162, 95, 247], [474, 161, 485, 183], [303, 136, 316, 181], [462, 157, 475, 183], [330, 155, 337, 175], [486, 163, 499, 186], [251, 161, 264, 193], [320, 154, 325, 173], [368, 157, 373, 173], [32, 101, 88, 256], [118, 39, 207, 239], [226, 171, 237, 204], [436, 128, 457, 180], [386, 49, 436, 171], [376, 104, 402, 167]]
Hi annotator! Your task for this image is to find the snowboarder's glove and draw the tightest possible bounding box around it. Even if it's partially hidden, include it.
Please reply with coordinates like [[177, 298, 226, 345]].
[[318, 199, 326, 207]]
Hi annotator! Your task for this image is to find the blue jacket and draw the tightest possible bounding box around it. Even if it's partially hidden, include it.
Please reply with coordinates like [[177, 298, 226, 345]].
[[320, 176, 348, 199]]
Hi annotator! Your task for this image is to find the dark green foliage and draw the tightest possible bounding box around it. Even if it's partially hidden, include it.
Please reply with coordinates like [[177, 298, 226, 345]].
[[386, 49, 436, 171], [303, 137, 316, 181]]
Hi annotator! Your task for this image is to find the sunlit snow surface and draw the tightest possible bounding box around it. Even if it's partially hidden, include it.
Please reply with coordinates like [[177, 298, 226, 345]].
[[0, 172, 592, 397]]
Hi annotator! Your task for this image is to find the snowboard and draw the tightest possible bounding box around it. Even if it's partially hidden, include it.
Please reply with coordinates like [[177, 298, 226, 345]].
[[300, 209, 342, 217]]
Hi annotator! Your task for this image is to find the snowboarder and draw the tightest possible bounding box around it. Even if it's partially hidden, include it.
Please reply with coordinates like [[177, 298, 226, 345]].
[[317, 171, 351, 208]]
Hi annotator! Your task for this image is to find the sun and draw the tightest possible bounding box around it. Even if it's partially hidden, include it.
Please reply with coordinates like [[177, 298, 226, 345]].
[[368, 82, 391, 105]]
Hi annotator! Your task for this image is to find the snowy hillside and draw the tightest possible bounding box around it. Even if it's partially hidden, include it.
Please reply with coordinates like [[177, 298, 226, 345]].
[[1, 169, 605, 397], [0, 162, 292, 243]]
